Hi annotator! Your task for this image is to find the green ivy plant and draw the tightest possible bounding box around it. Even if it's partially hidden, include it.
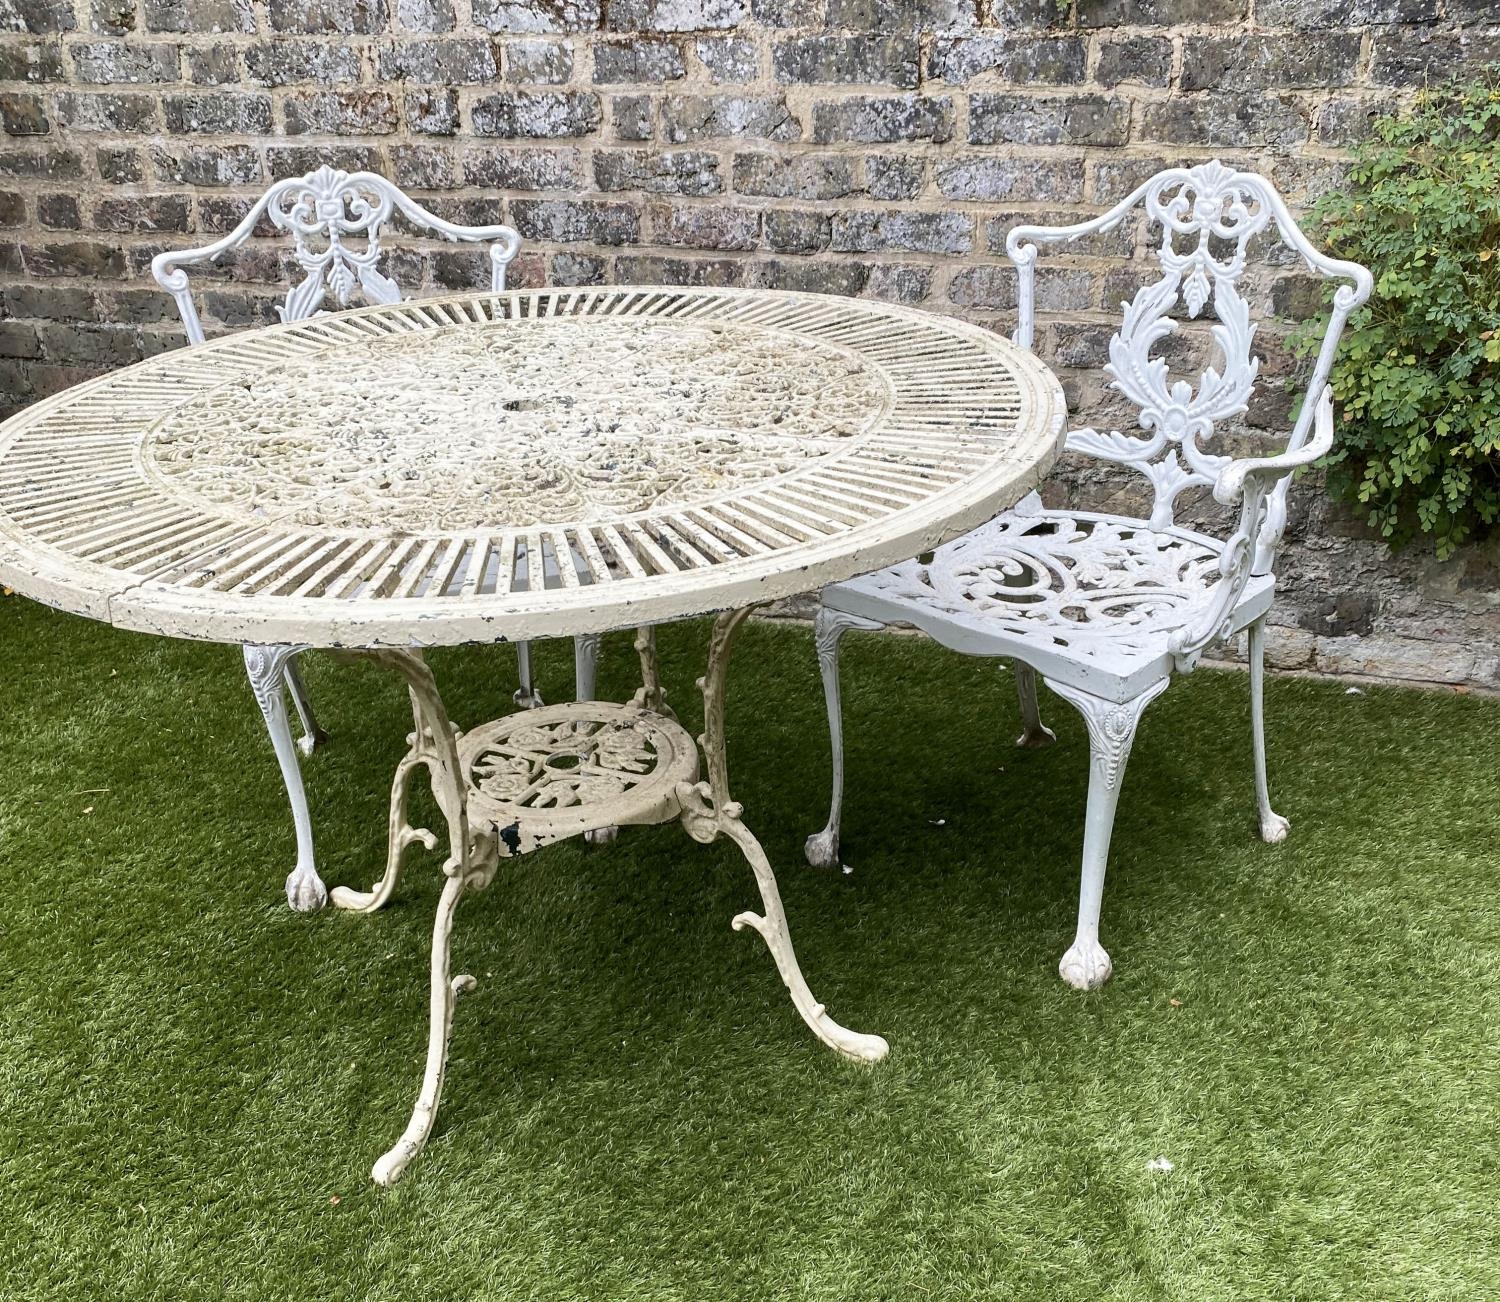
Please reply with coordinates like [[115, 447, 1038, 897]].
[[1298, 75, 1500, 558]]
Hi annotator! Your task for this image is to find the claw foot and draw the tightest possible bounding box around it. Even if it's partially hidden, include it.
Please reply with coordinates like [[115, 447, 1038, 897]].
[[585, 825, 619, 846], [285, 863, 328, 912], [804, 828, 840, 869], [296, 725, 330, 758], [1059, 938, 1112, 991], [1259, 811, 1290, 844], [1015, 723, 1057, 749]]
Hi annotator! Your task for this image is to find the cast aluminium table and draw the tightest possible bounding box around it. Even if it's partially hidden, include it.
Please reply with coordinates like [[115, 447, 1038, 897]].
[[0, 285, 1066, 1184]]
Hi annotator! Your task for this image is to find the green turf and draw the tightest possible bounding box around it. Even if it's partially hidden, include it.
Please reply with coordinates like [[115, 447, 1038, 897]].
[[1, 596, 1497, 1300]]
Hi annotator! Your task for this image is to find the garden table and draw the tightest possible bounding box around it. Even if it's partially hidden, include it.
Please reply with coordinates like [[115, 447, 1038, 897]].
[[0, 285, 1066, 1184]]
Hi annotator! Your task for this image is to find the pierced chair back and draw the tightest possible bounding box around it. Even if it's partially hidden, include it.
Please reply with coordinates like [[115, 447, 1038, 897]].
[[1005, 161, 1372, 580], [150, 165, 523, 345]]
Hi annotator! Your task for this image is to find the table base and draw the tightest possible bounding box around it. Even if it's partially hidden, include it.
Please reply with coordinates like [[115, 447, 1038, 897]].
[[330, 608, 889, 1187]]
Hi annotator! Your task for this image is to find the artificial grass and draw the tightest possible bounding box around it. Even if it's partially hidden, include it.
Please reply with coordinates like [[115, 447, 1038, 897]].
[[0, 595, 1497, 1301]]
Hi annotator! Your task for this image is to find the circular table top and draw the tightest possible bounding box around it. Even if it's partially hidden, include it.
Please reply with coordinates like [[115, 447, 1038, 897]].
[[0, 286, 1067, 648]]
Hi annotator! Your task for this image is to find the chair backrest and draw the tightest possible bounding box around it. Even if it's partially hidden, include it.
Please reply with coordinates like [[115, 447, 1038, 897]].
[[1005, 160, 1372, 564], [150, 165, 523, 346]]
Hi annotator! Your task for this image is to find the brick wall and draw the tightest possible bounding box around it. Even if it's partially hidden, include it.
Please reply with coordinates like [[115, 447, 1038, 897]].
[[1, 0, 1498, 687]]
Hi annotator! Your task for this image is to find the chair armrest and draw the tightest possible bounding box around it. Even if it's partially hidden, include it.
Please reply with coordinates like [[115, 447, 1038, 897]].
[[1168, 386, 1334, 669], [1213, 386, 1335, 506]]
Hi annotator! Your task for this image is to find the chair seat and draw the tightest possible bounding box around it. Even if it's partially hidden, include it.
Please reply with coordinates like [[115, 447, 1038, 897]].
[[823, 498, 1274, 701]]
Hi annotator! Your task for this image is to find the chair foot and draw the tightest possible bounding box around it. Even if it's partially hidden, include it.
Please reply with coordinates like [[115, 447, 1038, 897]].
[[1015, 722, 1057, 749], [804, 827, 840, 869], [1059, 938, 1112, 991], [285, 861, 328, 912], [295, 725, 330, 758], [512, 686, 544, 710], [1259, 811, 1290, 844]]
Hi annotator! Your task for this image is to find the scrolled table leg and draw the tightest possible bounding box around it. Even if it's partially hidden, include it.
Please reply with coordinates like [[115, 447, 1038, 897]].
[[678, 607, 889, 1065]]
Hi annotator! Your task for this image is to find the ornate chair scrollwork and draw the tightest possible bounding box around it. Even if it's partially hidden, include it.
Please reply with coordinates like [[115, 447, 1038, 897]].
[[150, 165, 599, 910], [806, 161, 1372, 990]]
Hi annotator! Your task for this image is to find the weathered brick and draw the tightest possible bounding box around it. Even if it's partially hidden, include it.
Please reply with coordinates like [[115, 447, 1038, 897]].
[[151, 142, 261, 186], [40, 323, 142, 367], [773, 35, 919, 88], [164, 92, 269, 134], [733, 151, 857, 199], [695, 35, 756, 82], [282, 89, 399, 134], [186, 43, 239, 84], [1181, 34, 1361, 92], [950, 263, 1092, 311], [615, 253, 745, 285], [1094, 36, 1171, 88], [463, 144, 580, 189], [378, 39, 498, 82], [969, 94, 1128, 147], [511, 197, 638, 244], [925, 35, 1085, 85], [506, 38, 572, 82], [0, 145, 80, 178], [0, 321, 42, 357], [865, 154, 923, 200], [594, 149, 721, 195], [0, 0, 76, 31], [935, 155, 1085, 203], [594, 37, 685, 83], [87, 0, 135, 35], [986, 208, 1135, 259], [23, 240, 126, 277], [1092, 155, 1171, 203], [1076, 0, 1245, 22], [866, 262, 932, 303], [764, 208, 829, 253], [748, 0, 818, 22], [810, 95, 952, 145], [661, 94, 799, 143], [550, 251, 608, 283], [650, 200, 758, 249], [37, 192, 78, 227], [267, 144, 388, 179], [406, 88, 459, 134], [1370, 32, 1500, 85], [749, 258, 866, 295], [604, 0, 745, 31], [832, 209, 973, 255], [0, 41, 64, 81], [0, 190, 23, 225], [268, 0, 386, 32], [613, 94, 653, 140], [0, 93, 48, 134], [1140, 95, 1308, 148], [96, 145, 143, 182], [1317, 95, 1395, 147], [55, 91, 158, 131], [93, 193, 191, 232], [825, 0, 978, 29], [1257, 0, 1435, 23], [3, 283, 97, 319], [245, 41, 361, 85], [96, 286, 179, 324], [142, 0, 254, 33], [389, 143, 455, 189], [395, 0, 453, 29], [471, 91, 601, 137], [472, 0, 599, 31], [72, 41, 179, 82]]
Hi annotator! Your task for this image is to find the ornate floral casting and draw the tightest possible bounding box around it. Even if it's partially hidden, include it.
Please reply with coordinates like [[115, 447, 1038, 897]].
[[467, 714, 669, 810], [141, 319, 890, 531]]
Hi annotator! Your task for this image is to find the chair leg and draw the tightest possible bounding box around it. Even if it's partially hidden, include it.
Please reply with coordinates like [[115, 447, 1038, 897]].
[[283, 653, 329, 757], [1249, 616, 1290, 843], [1044, 677, 1170, 991], [804, 606, 884, 869], [512, 641, 543, 710], [243, 644, 327, 913], [574, 633, 600, 704], [1013, 661, 1056, 749]]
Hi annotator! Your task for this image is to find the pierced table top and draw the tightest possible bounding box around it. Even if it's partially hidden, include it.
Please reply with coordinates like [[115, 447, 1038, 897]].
[[0, 286, 1067, 648]]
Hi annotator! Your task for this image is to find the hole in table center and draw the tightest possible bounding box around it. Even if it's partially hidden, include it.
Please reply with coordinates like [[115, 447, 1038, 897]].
[[543, 751, 587, 771], [503, 396, 577, 413]]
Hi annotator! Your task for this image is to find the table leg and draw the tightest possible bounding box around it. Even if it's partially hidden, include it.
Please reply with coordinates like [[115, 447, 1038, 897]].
[[329, 648, 499, 1187], [677, 608, 889, 1065], [244, 644, 327, 913]]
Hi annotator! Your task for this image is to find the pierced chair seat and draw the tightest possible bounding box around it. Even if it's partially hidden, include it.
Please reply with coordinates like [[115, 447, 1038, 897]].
[[824, 496, 1275, 702]]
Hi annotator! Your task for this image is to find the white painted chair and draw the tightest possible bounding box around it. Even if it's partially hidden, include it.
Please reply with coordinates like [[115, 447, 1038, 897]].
[[806, 161, 1372, 989], [150, 165, 602, 909]]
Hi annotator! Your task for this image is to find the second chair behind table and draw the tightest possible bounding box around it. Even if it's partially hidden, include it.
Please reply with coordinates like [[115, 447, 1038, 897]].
[[805, 160, 1372, 992], [149, 164, 603, 910]]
